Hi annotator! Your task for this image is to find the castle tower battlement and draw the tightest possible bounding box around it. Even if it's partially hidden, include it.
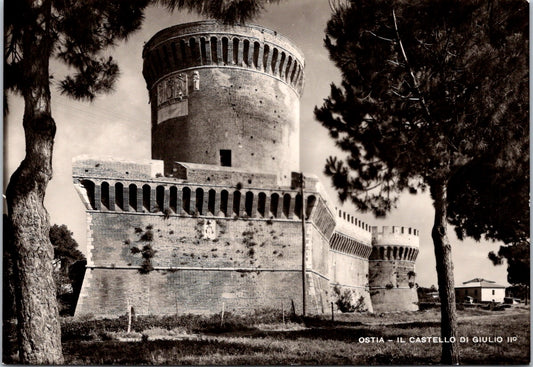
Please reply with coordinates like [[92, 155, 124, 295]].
[[333, 207, 372, 244], [143, 21, 304, 184], [370, 225, 419, 261], [369, 225, 419, 312]]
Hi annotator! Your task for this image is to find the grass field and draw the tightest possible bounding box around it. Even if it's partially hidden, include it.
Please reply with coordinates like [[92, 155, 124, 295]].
[[61, 306, 529, 365]]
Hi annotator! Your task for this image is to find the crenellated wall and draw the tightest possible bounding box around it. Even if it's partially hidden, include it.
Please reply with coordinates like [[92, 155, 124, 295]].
[[74, 177, 319, 221], [73, 158, 418, 316], [73, 158, 335, 316], [369, 226, 419, 312], [142, 21, 304, 95]]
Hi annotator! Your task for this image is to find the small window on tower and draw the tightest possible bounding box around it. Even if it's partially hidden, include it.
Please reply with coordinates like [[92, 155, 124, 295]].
[[220, 150, 232, 167]]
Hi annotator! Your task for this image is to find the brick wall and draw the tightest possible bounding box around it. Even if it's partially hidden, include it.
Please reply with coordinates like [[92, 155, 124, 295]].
[[368, 260, 418, 312], [78, 268, 304, 316], [76, 212, 307, 316], [330, 251, 373, 312], [151, 66, 300, 185]]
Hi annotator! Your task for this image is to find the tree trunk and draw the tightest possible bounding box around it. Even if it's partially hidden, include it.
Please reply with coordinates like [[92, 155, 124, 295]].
[[3, 218, 18, 363], [5, 0, 64, 363], [430, 181, 460, 365]]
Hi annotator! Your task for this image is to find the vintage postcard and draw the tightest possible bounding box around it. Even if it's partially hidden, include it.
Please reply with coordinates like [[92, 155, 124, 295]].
[[4, 0, 529, 364]]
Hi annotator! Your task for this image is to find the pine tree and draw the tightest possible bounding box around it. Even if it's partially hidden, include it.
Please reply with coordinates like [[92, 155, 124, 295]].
[[315, 0, 528, 363], [5, 0, 275, 362]]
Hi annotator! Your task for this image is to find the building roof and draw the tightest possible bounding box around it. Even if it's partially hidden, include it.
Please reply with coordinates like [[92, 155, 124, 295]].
[[455, 278, 506, 289]]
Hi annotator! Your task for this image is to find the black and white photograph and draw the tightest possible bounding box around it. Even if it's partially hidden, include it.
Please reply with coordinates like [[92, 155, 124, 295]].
[[3, 0, 529, 364]]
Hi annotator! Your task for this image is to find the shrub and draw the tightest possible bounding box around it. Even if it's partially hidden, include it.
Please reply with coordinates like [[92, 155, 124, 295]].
[[333, 286, 356, 313]]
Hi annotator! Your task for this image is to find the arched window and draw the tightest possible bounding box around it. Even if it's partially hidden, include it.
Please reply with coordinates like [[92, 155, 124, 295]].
[[222, 37, 229, 65], [270, 193, 279, 217], [208, 189, 216, 215], [156, 186, 165, 212], [379, 247, 385, 260], [232, 38, 239, 64], [262, 44, 270, 72], [200, 37, 208, 64], [245, 192, 254, 217], [101, 182, 110, 210], [290, 63, 298, 83], [294, 194, 303, 219], [232, 191, 241, 216], [220, 190, 229, 216], [189, 38, 200, 64], [285, 56, 293, 81], [271, 48, 278, 75], [242, 39, 250, 66], [253, 42, 260, 68], [279, 52, 286, 77], [115, 182, 124, 210], [210, 37, 218, 64], [179, 39, 187, 65], [195, 188, 204, 215], [257, 192, 266, 217], [169, 186, 178, 213], [282, 194, 291, 218], [80, 180, 96, 209], [398, 247, 404, 260], [142, 185, 151, 212], [129, 184, 137, 211], [182, 187, 191, 214]]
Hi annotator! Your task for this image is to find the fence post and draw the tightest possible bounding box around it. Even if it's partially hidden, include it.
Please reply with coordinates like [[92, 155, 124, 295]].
[[220, 302, 225, 327], [127, 301, 132, 333]]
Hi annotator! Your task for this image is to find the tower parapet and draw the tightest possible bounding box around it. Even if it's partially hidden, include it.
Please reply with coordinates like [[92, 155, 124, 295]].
[[369, 225, 419, 312], [370, 226, 419, 261], [143, 21, 305, 184]]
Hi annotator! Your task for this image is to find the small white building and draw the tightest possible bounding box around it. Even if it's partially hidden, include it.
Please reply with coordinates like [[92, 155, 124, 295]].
[[455, 278, 506, 303]]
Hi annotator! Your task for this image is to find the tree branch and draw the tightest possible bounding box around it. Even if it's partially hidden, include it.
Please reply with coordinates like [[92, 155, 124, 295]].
[[392, 9, 433, 123]]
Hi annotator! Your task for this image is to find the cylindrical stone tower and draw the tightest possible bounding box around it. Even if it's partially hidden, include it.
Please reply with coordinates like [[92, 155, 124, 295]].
[[369, 226, 419, 312], [142, 21, 304, 184]]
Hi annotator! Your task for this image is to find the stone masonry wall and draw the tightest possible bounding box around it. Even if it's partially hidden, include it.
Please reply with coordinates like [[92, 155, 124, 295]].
[[151, 67, 299, 184], [368, 261, 418, 312], [330, 251, 373, 313], [76, 212, 307, 316]]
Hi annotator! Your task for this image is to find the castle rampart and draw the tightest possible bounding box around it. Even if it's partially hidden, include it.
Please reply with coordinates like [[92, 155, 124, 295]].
[[73, 21, 418, 318]]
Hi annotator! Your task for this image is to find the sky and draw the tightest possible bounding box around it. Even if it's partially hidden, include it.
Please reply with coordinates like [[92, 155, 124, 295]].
[[4, 0, 510, 288]]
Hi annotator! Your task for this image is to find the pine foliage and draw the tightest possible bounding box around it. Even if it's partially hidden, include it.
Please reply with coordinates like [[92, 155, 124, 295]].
[[156, 0, 279, 24], [5, 0, 151, 102], [315, 0, 528, 221]]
